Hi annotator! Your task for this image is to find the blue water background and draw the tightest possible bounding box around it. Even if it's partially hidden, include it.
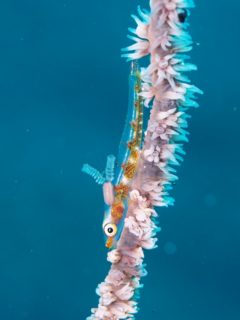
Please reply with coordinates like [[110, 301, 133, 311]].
[[0, 1, 239, 319]]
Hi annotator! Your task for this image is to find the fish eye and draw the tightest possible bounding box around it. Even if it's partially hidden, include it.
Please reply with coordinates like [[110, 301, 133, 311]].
[[178, 9, 188, 23], [104, 223, 118, 237]]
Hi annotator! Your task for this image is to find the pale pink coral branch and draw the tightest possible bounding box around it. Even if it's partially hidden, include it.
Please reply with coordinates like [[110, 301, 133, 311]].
[[87, 0, 201, 319]]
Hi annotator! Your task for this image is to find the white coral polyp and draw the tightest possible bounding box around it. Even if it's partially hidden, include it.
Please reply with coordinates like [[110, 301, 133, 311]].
[[107, 249, 122, 264], [144, 145, 161, 163], [163, 0, 178, 11]]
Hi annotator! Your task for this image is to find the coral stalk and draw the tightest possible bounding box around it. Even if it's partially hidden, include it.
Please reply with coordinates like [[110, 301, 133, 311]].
[[87, 0, 202, 319]]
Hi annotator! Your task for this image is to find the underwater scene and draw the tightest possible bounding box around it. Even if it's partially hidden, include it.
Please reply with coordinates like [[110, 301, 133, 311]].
[[0, 1, 239, 319]]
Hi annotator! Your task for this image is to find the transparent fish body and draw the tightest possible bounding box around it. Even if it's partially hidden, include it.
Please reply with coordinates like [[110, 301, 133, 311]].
[[104, 61, 144, 248], [82, 61, 144, 249]]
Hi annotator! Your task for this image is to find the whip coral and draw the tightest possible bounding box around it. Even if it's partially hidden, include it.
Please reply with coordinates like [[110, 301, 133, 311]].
[[84, 0, 202, 319]]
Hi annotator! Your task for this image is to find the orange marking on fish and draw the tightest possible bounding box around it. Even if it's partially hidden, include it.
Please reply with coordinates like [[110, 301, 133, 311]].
[[131, 121, 137, 129], [111, 201, 124, 219], [130, 150, 139, 161], [105, 237, 113, 249], [114, 184, 129, 199], [122, 162, 137, 180], [128, 140, 137, 150]]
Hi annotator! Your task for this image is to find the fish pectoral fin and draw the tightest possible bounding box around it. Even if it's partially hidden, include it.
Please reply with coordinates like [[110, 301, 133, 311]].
[[82, 164, 106, 185], [104, 154, 116, 182]]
